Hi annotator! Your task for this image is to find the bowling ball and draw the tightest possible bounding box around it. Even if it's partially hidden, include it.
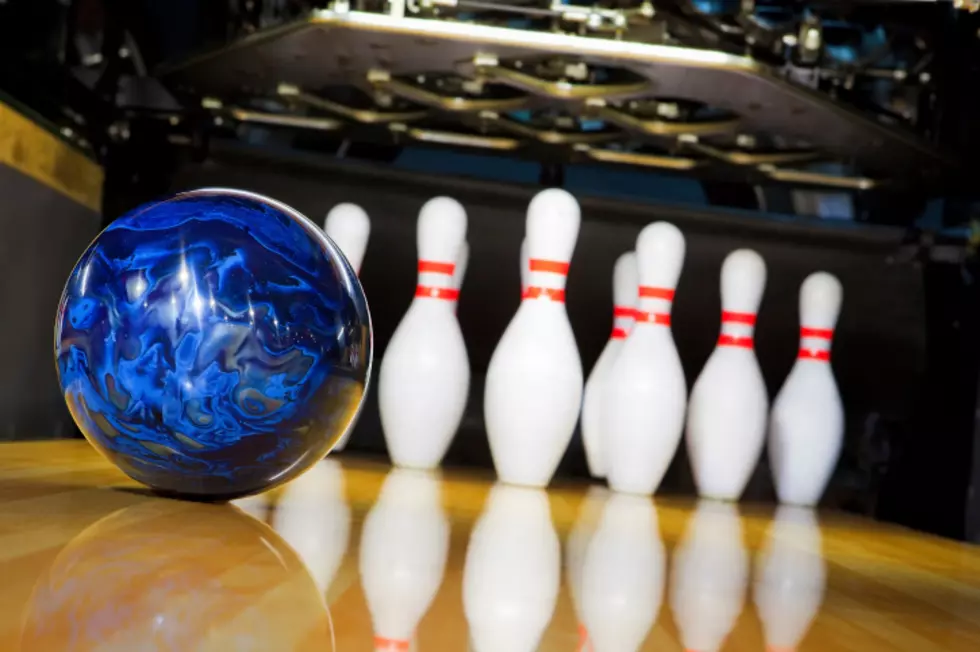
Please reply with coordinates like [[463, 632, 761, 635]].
[[54, 188, 372, 499]]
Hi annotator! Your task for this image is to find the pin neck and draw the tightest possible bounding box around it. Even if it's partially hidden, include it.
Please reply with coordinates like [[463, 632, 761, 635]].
[[418, 260, 455, 275], [798, 325, 833, 362], [610, 305, 636, 339], [524, 257, 570, 303], [416, 258, 457, 302], [415, 286, 459, 301], [718, 310, 756, 349], [634, 286, 674, 327], [523, 287, 565, 302]]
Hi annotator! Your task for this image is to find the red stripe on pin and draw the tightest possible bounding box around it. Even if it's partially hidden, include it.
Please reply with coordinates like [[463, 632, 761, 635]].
[[638, 286, 675, 300], [418, 260, 455, 275], [719, 334, 753, 348], [525, 286, 566, 302], [415, 285, 459, 300], [529, 259, 570, 275], [799, 348, 831, 361], [611, 327, 629, 340], [577, 623, 593, 652], [373, 637, 410, 651], [722, 311, 757, 325], [801, 326, 834, 339], [635, 311, 671, 326], [612, 305, 636, 318]]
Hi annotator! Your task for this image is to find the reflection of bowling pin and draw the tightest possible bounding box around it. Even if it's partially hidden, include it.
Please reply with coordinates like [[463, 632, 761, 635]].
[[453, 241, 469, 313], [769, 272, 845, 507], [360, 469, 450, 651], [581, 494, 664, 652], [271, 459, 350, 596], [520, 238, 529, 297], [604, 223, 686, 495], [687, 249, 769, 501], [464, 485, 560, 652], [324, 203, 371, 275], [379, 197, 470, 470], [326, 205, 372, 452], [485, 189, 583, 488], [582, 252, 638, 479], [754, 506, 826, 652], [566, 486, 609, 651], [670, 501, 749, 652], [233, 494, 271, 522]]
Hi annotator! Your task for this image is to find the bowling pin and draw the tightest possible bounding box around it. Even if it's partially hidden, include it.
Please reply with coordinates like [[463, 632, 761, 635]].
[[603, 223, 687, 495], [580, 494, 665, 652], [360, 469, 450, 652], [463, 484, 560, 652], [670, 501, 749, 652], [271, 459, 350, 597], [565, 486, 609, 651], [520, 238, 529, 297], [379, 197, 470, 470], [769, 272, 845, 507], [686, 249, 769, 501], [581, 252, 638, 479], [453, 240, 469, 313], [484, 189, 583, 488], [326, 203, 371, 452], [754, 506, 826, 652], [324, 203, 371, 274]]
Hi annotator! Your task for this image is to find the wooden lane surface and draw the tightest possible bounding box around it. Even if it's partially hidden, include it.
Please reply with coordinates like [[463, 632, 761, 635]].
[[0, 440, 977, 651]]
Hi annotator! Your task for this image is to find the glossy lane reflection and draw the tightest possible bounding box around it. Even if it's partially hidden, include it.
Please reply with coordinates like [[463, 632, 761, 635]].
[[565, 486, 609, 651], [19, 499, 331, 652], [754, 505, 826, 651], [670, 501, 750, 652], [1, 441, 980, 651], [581, 493, 665, 652], [464, 485, 560, 652], [272, 459, 352, 597], [360, 469, 449, 651]]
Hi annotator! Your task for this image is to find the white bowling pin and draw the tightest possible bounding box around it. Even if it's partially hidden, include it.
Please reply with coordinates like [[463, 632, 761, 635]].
[[326, 205, 372, 452], [565, 486, 610, 651], [769, 272, 845, 507], [379, 197, 470, 470], [324, 203, 371, 274], [581, 252, 638, 479], [484, 189, 583, 488], [754, 506, 826, 652], [604, 223, 687, 495], [463, 485, 560, 652], [687, 249, 769, 501], [271, 459, 350, 596], [580, 494, 665, 652], [360, 469, 450, 651], [670, 501, 749, 652], [520, 238, 529, 297], [453, 240, 469, 313]]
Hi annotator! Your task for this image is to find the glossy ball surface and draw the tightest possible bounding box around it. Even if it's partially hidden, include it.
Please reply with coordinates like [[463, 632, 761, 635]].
[[55, 188, 371, 499]]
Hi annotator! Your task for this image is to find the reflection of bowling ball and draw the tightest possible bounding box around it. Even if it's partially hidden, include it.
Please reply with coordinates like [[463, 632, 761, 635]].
[[20, 500, 332, 651], [55, 188, 372, 499]]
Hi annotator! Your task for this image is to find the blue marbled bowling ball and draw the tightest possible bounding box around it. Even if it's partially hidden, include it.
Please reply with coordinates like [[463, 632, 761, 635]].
[[54, 188, 372, 500]]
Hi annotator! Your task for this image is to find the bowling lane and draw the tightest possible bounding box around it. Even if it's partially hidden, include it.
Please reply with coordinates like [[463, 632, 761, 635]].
[[0, 440, 978, 651]]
